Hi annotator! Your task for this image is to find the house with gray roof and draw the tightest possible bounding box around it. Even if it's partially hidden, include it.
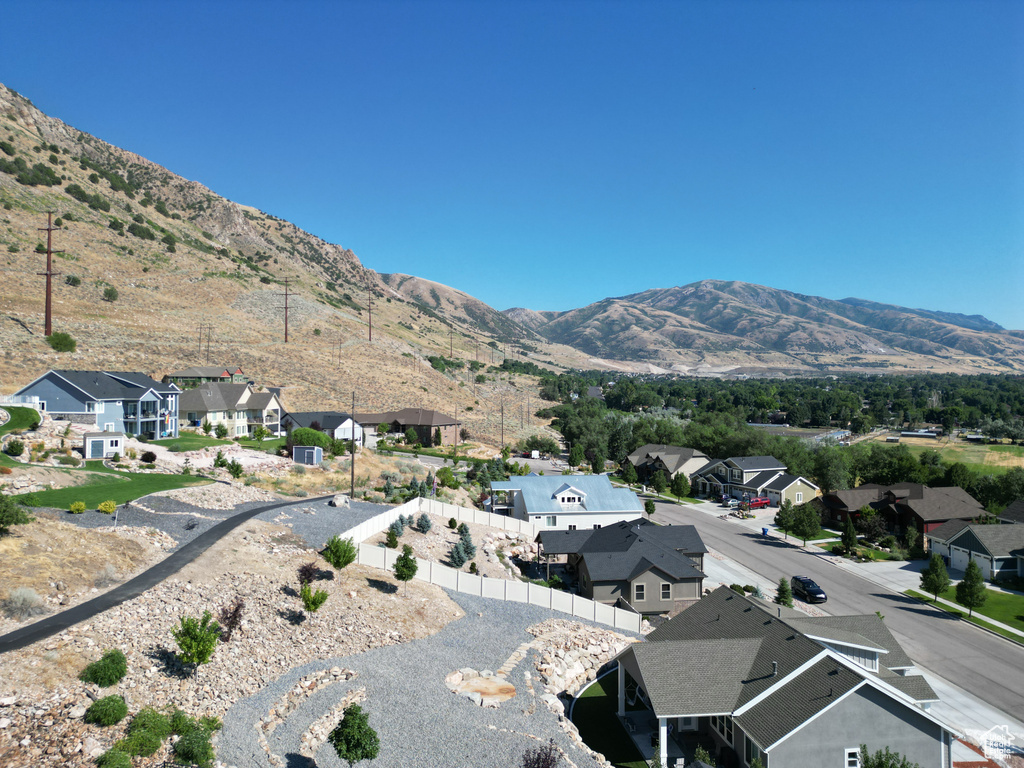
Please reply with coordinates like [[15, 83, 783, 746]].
[[926, 521, 1024, 580], [817, 484, 984, 540], [614, 586, 956, 768], [997, 498, 1024, 525], [163, 365, 246, 388], [358, 408, 458, 447], [537, 519, 706, 612], [691, 456, 818, 507], [625, 444, 710, 483], [178, 382, 282, 437], [490, 474, 644, 531], [14, 370, 180, 440], [282, 411, 363, 445]]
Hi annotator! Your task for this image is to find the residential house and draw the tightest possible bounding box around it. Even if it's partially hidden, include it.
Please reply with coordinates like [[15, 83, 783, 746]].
[[997, 499, 1024, 525], [178, 382, 282, 438], [359, 408, 458, 447], [282, 411, 364, 446], [691, 456, 819, 507], [163, 366, 246, 388], [615, 586, 956, 768], [816, 484, 984, 539], [537, 518, 706, 612], [489, 474, 644, 531], [625, 444, 710, 483], [926, 520, 1024, 579], [14, 370, 180, 439]]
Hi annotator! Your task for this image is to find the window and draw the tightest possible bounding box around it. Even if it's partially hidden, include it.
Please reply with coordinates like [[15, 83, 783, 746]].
[[661, 583, 671, 600], [110, 440, 119, 449], [545, 516, 557, 527], [634, 584, 645, 601], [795, 492, 804, 503], [568, 525, 577, 531], [711, 715, 733, 745], [745, 735, 763, 766], [86, 402, 97, 413], [235, 425, 245, 435], [593, 524, 602, 529], [845, 748, 861, 767]]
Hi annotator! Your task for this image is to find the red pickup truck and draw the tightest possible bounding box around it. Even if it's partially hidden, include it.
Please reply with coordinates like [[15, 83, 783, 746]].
[[747, 497, 772, 509]]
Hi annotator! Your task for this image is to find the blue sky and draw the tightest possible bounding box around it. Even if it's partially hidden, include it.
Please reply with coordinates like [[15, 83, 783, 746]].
[[3, 0, 1022, 328]]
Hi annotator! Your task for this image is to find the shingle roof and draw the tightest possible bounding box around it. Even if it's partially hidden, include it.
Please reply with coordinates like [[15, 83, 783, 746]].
[[735, 656, 864, 749], [625, 444, 709, 474], [46, 370, 175, 399], [178, 383, 251, 412], [730, 456, 786, 471], [490, 475, 643, 516], [166, 366, 242, 378], [744, 470, 784, 490], [284, 411, 354, 431], [796, 614, 913, 670], [998, 499, 1024, 524], [764, 473, 818, 492], [877, 671, 938, 702], [949, 524, 1024, 558], [558, 520, 706, 581], [926, 518, 972, 543], [895, 485, 984, 522]]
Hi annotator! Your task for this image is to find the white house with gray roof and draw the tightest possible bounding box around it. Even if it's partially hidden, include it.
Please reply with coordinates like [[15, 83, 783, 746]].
[[926, 520, 1024, 579], [490, 475, 644, 531], [178, 382, 282, 437], [614, 587, 956, 768]]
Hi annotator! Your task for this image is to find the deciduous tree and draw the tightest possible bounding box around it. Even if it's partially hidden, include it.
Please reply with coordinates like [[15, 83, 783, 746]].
[[919, 553, 950, 602], [956, 558, 987, 618]]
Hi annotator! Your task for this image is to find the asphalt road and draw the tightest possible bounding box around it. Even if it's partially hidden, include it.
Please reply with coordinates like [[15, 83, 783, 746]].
[[653, 500, 1024, 724]]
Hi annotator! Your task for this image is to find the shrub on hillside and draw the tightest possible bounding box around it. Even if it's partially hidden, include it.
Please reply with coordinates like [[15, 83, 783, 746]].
[[322, 535, 356, 570], [291, 427, 331, 449], [102, 286, 118, 302], [3, 439, 24, 457], [46, 332, 76, 352], [84, 695, 128, 726], [69, 501, 86, 515], [416, 512, 432, 533], [218, 597, 245, 642], [79, 649, 127, 687], [65, 275, 81, 286], [140, 451, 157, 463], [127, 707, 172, 739], [172, 611, 221, 669], [95, 750, 132, 768], [98, 500, 117, 514], [2, 587, 46, 619], [328, 704, 379, 765], [115, 729, 162, 757]]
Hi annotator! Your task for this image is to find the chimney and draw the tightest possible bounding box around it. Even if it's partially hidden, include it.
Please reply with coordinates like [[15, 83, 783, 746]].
[[771, 661, 778, 677]]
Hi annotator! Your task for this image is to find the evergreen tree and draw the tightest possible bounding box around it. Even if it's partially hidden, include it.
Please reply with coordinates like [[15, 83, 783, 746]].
[[568, 444, 584, 468], [775, 577, 793, 608], [650, 471, 668, 495], [644, 499, 656, 517], [393, 545, 418, 595], [416, 512, 432, 533], [670, 473, 690, 501], [621, 462, 638, 485], [774, 499, 794, 539], [956, 558, 987, 618], [449, 541, 467, 568], [329, 704, 379, 765], [841, 515, 858, 555], [919, 553, 950, 602]]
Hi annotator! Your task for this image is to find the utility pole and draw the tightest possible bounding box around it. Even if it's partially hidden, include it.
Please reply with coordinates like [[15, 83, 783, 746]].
[[350, 390, 356, 498], [449, 327, 454, 358], [37, 212, 62, 336], [500, 400, 505, 450], [278, 278, 293, 342], [205, 326, 212, 364]]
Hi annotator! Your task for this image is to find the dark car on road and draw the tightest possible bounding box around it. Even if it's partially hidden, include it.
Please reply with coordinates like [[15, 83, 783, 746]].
[[790, 575, 827, 603]]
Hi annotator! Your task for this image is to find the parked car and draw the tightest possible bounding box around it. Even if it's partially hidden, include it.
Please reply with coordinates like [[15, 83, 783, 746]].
[[721, 498, 741, 509], [747, 497, 771, 509], [790, 575, 827, 603]]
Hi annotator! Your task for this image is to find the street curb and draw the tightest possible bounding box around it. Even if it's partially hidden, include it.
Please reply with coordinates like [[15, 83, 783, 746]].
[[901, 591, 1024, 650]]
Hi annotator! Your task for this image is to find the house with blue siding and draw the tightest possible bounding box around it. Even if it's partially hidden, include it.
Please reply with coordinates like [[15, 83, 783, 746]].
[[14, 370, 180, 440]]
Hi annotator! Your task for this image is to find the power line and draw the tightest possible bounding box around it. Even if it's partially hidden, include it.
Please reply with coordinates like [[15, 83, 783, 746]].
[[36, 212, 62, 336], [277, 278, 293, 343]]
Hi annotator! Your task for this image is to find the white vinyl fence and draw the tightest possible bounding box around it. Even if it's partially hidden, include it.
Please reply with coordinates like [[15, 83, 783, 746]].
[[336, 498, 642, 634]]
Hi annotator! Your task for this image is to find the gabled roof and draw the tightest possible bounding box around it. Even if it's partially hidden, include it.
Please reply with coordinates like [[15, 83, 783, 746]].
[[179, 383, 252, 412], [819, 485, 889, 511], [621, 586, 942, 741], [19, 370, 177, 401], [764, 473, 819, 492], [166, 366, 242, 378], [730, 456, 786, 471], [625, 444, 709, 474], [283, 411, 355, 431], [743, 470, 784, 490], [926, 518, 972, 544], [490, 475, 643, 516], [362, 408, 455, 427], [893, 485, 984, 522], [947, 524, 1024, 559], [998, 499, 1024, 524]]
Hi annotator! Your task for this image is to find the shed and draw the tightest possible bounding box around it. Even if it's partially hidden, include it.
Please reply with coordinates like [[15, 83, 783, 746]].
[[292, 445, 323, 466], [82, 431, 126, 459]]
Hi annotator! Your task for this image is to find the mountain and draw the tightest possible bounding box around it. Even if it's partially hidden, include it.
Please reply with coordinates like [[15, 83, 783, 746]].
[[509, 280, 1024, 375]]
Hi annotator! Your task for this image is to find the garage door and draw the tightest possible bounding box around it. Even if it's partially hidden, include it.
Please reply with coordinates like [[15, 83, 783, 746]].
[[950, 546, 971, 573]]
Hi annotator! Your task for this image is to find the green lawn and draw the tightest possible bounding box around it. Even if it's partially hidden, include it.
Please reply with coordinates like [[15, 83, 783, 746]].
[[927, 583, 1024, 633], [14, 469, 210, 509], [817, 542, 895, 561], [571, 674, 649, 768], [901, 442, 1020, 476], [0, 406, 41, 467], [152, 434, 231, 451], [905, 590, 1024, 644], [235, 436, 286, 454]]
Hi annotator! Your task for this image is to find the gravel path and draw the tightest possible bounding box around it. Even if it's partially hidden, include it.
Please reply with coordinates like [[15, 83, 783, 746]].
[[219, 591, 636, 768], [252, 497, 393, 551]]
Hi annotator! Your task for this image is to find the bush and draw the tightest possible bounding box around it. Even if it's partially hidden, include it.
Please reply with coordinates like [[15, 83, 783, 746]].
[[127, 707, 172, 739], [84, 695, 128, 726], [385, 527, 399, 549], [522, 738, 561, 768], [449, 541, 467, 568], [878, 535, 899, 550], [140, 450, 157, 463], [69, 501, 86, 514], [79, 649, 128, 687], [226, 459, 244, 479], [46, 332, 76, 352], [65, 275, 81, 286], [98, 500, 117, 514], [0, 495, 34, 536], [95, 564, 118, 587], [102, 286, 119, 302], [3, 439, 24, 457], [291, 427, 331, 450], [448, 517, 458, 529], [127, 222, 154, 240], [328, 704, 379, 765], [172, 610, 221, 668], [174, 728, 217, 767], [116, 729, 162, 756], [2, 587, 46, 619], [214, 423, 229, 439], [95, 750, 132, 768], [322, 535, 356, 570], [300, 581, 329, 613], [57, 454, 80, 466], [417, 512, 432, 533], [298, 561, 319, 585]]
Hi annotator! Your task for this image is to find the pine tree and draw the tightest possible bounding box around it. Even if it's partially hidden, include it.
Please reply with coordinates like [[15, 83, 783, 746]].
[[416, 512, 432, 533], [919, 553, 950, 602], [393, 545, 418, 595], [449, 541, 467, 568], [650, 471, 668, 495], [956, 558, 987, 618], [774, 500, 794, 539], [621, 462, 638, 485], [841, 515, 858, 555], [775, 577, 793, 608]]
